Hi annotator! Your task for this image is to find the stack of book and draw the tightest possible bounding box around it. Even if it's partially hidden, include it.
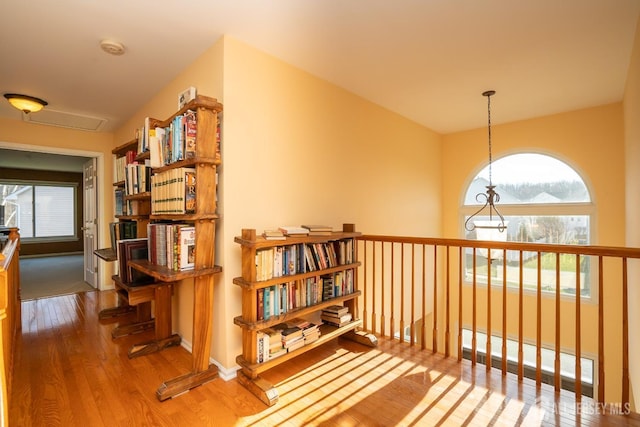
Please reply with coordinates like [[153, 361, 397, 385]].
[[301, 224, 333, 236], [264, 327, 286, 360], [278, 226, 309, 236], [302, 322, 321, 344], [321, 305, 353, 327], [262, 229, 286, 240], [273, 318, 310, 353], [255, 327, 286, 363]]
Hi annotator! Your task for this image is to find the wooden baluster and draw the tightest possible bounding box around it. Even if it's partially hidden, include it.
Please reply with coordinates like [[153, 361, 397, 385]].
[[445, 246, 450, 357], [433, 244, 438, 353], [380, 242, 386, 337], [390, 243, 395, 341], [363, 241, 368, 332], [372, 241, 376, 334], [501, 248, 507, 375], [575, 254, 582, 400], [472, 248, 477, 366], [400, 244, 405, 343], [555, 253, 561, 392], [421, 244, 426, 350], [487, 252, 492, 371], [535, 252, 541, 387], [597, 255, 604, 402], [410, 243, 415, 346], [622, 257, 629, 407], [458, 246, 463, 362], [518, 250, 524, 381]]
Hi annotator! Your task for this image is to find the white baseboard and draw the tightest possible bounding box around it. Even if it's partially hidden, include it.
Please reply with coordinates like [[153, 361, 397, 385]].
[[179, 339, 239, 382]]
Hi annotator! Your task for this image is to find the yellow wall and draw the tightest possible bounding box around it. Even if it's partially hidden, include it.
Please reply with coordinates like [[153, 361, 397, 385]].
[[623, 14, 640, 411], [113, 35, 442, 371], [0, 118, 115, 288], [442, 104, 627, 401], [220, 36, 442, 368]]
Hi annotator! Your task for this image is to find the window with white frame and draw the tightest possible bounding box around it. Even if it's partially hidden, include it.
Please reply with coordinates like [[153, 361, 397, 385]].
[[461, 153, 594, 297], [0, 182, 76, 239]]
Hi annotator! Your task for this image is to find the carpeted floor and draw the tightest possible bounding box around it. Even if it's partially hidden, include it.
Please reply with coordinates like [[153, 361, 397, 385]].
[[20, 254, 96, 300]]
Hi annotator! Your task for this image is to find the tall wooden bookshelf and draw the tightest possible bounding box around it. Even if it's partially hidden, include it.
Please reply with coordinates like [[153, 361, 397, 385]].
[[128, 95, 223, 401], [233, 224, 377, 406], [96, 138, 159, 342]]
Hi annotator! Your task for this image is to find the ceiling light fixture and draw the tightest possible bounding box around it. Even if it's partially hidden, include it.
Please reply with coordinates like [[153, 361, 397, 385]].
[[464, 90, 506, 233], [3, 93, 48, 114], [100, 39, 125, 56]]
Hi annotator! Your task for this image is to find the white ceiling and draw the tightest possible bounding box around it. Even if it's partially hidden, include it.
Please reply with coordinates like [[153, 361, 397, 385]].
[[0, 0, 639, 137]]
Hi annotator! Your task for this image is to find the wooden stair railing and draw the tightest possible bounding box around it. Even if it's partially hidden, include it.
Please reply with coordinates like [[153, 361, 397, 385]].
[[357, 235, 640, 410], [0, 228, 21, 426]]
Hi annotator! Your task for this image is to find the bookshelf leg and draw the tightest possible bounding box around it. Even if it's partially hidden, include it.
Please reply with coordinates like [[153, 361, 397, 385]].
[[111, 319, 155, 339], [237, 370, 279, 406], [341, 330, 378, 347], [156, 365, 219, 401], [128, 333, 181, 358], [98, 305, 136, 320]]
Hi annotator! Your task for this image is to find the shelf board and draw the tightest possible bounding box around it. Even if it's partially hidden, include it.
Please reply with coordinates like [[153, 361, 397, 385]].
[[233, 290, 361, 330], [234, 231, 361, 249], [236, 319, 363, 376], [149, 213, 218, 221], [152, 157, 220, 174], [128, 259, 222, 282], [124, 192, 151, 201], [112, 138, 138, 156], [94, 248, 116, 262], [233, 262, 361, 290], [115, 215, 150, 221]]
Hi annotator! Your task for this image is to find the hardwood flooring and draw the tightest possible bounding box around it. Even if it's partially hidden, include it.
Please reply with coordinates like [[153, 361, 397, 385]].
[[9, 291, 640, 426]]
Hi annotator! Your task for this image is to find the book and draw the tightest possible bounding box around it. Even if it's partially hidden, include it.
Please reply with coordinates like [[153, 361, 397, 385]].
[[184, 170, 196, 214], [184, 109, 197, 159], [301, 224, 333, 236], [262, 229, 286, 240], [278, 226, 309, 236], [323, 305, 349, 316], [285, 337, 305, 352], [178, 226, 196, 270], [117, 238, 154, 286], [178, 86, 196, 109], [321, 312, 353, 327]]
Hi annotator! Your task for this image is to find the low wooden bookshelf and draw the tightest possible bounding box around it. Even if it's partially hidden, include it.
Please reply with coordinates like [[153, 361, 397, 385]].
[[233, 224, 377, 406]]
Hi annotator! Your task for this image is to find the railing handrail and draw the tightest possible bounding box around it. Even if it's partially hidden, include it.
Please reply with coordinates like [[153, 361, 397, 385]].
[[359, 234, 640, 258]]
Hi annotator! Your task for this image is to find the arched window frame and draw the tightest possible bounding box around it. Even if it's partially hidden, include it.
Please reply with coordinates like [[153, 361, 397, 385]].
[[460, 151, 597, 301]]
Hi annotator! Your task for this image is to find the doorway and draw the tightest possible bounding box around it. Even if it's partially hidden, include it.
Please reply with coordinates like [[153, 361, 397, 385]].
[[0, 144, 105, 296]]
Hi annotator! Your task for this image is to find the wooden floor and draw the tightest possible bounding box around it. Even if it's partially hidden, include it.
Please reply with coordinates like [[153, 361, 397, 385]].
[[9, 291, 640, 426]]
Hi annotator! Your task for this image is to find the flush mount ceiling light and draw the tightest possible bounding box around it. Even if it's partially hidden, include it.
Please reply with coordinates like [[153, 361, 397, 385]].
[[464, 90, 506, 233], [3, 93, 48, 114], [100, 39, 125, 56]]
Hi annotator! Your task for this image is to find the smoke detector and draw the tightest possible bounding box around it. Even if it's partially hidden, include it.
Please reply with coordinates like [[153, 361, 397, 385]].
[[100, 39, 125, 56]]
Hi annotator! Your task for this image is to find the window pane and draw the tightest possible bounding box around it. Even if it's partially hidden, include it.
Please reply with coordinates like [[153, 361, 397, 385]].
[[34, 186, 74, 237], [464, 215, 591, 296], [0, 184, 33, 237], [465, 153, 590, 205]]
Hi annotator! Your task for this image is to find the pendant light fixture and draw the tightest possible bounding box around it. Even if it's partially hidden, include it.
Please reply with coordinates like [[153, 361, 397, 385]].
[[464, 90, 506, 233], [3, 93, 48, 114]]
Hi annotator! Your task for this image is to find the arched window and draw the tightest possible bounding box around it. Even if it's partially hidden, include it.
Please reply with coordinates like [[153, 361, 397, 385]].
[[461, 153, 594, 297]]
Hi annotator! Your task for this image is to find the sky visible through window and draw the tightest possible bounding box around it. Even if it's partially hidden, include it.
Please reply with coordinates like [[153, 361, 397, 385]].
[[476, 153, 582, 184]]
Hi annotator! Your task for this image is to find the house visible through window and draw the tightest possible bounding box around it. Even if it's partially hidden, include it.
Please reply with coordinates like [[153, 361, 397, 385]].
[[461, 153, 594, 298], [0, 182, 76, 239]]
